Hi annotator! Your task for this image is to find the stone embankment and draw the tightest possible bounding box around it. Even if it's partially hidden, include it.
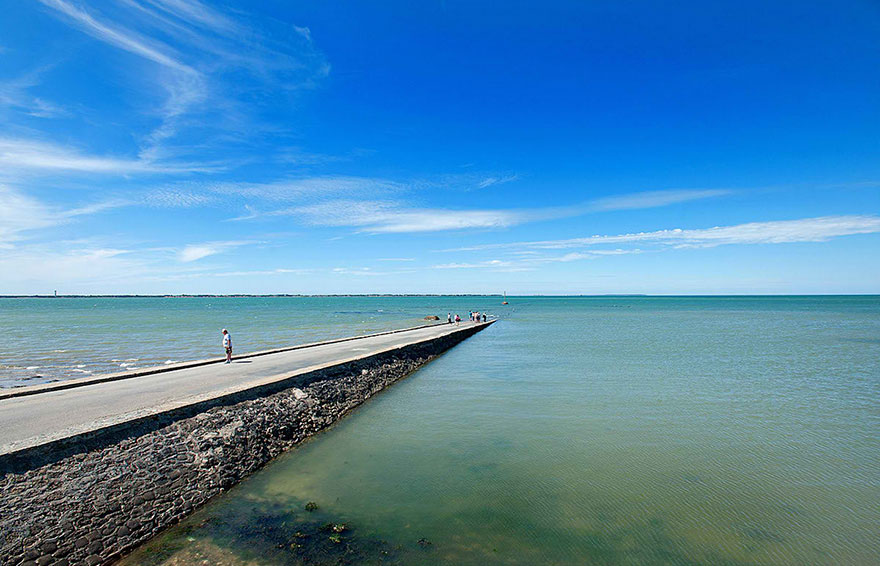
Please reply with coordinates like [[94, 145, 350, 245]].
[[0, 325, 486, 566]]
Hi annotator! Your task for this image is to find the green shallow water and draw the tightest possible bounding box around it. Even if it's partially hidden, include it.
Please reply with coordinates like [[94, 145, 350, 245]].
[[112, 297, 878, 564], [0, 296, 474, 388]]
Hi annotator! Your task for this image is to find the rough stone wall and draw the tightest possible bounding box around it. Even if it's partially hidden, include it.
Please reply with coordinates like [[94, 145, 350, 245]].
[[0, 327, 482, 566]]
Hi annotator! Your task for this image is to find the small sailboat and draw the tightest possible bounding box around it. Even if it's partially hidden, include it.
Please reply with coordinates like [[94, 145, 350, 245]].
[[502, 291, 508, 305]]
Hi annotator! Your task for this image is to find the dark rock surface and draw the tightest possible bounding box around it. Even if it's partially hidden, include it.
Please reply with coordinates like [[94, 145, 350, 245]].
[[0, 327, 482, 565]]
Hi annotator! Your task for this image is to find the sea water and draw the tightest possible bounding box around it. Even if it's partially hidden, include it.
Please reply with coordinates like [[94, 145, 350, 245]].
[[5, 296, 878, 564], [0, 296, 466, 388]]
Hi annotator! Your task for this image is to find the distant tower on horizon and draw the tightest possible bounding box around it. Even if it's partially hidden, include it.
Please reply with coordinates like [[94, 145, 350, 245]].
[[54, 290, 57, 297]]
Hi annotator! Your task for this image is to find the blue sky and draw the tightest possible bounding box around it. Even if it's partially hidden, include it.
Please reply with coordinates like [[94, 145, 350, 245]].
[[1, 0, 878, 294]]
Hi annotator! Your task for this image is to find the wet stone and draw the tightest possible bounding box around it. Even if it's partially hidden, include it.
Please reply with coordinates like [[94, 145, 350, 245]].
[[40, 541, 57, 554], [86, 540, 102, 554]]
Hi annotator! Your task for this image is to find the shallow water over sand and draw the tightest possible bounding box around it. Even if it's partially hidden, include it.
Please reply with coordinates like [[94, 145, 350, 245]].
[[76, 297, 880, 564]]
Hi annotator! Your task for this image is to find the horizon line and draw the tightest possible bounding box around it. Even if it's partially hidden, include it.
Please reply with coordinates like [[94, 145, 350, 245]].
[[1, 293, 878, 299]]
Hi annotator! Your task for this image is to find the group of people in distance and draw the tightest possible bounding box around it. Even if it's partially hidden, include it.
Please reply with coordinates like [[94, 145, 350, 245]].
[[223, 311, 489, 361], [446, 311, 488, 325]]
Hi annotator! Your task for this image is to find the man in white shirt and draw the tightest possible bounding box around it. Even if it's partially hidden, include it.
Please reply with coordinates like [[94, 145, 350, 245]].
[[222, 329, 232, 363]]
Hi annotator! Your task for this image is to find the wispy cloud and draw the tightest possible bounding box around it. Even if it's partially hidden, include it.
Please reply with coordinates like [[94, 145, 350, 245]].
[[0, 245, 144, 287], [276, 188, 730, 233], [431, 249, 641, 271], [331, 266, 415, 276], [0, 68, 69, 118], [0, 184, 127, 247], [141, 0, 239, 33], [0, 137, 209, 174], [448, 215, 880, 252], [142, 189, 216, 208], [476, 174, 519, 189], [590, 189, 729, 211], [288, 200, 524, 233], [150, 267, 311, 280], [178, 240, 255, 262], [0, 185, 56, 247], [36, 0, 329, 162], [432, 260, 515, 269], [39, 0, 194, 72], [218, 176, 401, 202]]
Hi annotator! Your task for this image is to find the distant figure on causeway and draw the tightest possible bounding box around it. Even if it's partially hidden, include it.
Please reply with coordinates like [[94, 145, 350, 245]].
[[222, 328, 232, 363]]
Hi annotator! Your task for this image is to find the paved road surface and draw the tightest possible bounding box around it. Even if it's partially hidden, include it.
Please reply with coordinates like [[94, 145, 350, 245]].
[[0, 321, 488, 456]]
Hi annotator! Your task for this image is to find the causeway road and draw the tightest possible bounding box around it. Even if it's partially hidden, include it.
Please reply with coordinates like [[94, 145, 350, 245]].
[[0, 321, 492, 457]]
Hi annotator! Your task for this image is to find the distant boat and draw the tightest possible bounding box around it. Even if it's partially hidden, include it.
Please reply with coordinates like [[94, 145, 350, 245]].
[[502, 291, 508, 305]]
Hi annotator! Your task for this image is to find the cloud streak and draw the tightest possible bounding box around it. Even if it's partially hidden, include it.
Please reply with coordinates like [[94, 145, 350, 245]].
[[36, 0, 329, 163], [449, 215, 880, 252], [276, 188, 730, 233], [178, 240, 255, 262], [0, 185, 128, 247], [287, 200, 524, 233], [0, 137, 210, 175], [590, 189, 730, 211]]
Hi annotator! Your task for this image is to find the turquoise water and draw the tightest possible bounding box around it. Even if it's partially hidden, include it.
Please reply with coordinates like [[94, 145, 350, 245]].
[[8, 296, 880, 564], [0, 296, 482, 388]]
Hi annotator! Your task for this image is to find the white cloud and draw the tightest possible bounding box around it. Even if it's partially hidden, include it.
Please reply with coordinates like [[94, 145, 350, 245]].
[[0, 137, 206, 174], [266, 188, 731, 234], [331, 266, 416, 276], [431, 250, 641, 270], [0, 245, 144, 290], [448, 215, 880, 252], [38, 0, 194, 72], [36, 0, 328, 162], [433, 260, 513, 269], [151, 267, 311, 280], [0, 185, 127, 246], [178, 240, 254, 262], [0, 185, 55, 246], [143, 189, 216, 207], [0, 69, 68, 119], [589, 189, 730, 211], [289, 200, 524, 233], [141, 0, 239, 33], [219, 176, 401, 202], [476, 174, 519, 189]]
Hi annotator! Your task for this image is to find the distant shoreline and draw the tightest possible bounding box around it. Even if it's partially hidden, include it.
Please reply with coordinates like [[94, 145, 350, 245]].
[[0, 294, 877, 299]]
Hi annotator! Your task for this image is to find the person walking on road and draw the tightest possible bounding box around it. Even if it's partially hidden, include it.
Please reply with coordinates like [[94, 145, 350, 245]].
[[222, 328, 232, 363]]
